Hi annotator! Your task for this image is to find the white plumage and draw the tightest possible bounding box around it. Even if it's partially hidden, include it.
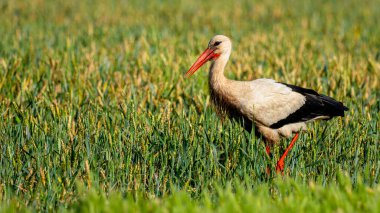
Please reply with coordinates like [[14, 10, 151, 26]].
[[185, 35, 348, 173], [234, 79, 306, 126]]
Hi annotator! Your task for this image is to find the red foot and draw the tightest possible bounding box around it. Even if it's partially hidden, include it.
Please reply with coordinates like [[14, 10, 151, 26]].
[[275, 133, 300, 175], [276, 160, 285, 174], [266, 166, 271, 176]]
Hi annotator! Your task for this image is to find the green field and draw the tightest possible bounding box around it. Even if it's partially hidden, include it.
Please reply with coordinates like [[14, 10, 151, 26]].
[[0, 0, 379, 212]]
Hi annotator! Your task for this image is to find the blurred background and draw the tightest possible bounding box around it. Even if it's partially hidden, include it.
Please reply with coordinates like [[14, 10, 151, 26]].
[[0, 0, 379, 211], [1, 0, 379, 105]]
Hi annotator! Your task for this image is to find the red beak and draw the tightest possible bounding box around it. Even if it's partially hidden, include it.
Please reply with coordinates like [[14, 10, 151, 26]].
[[184, 48, 220, 78]]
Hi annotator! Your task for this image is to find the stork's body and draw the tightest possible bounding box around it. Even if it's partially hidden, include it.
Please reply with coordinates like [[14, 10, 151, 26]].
[[185, 35, 348, 173]]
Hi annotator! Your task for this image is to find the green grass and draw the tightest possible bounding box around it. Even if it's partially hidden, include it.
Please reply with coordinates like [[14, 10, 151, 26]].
[[0, 0, 379, 212], [4, 175, 380, 212]]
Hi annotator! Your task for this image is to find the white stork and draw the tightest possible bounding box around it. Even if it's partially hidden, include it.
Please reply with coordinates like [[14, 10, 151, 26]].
[[185, 35, 348, 173]]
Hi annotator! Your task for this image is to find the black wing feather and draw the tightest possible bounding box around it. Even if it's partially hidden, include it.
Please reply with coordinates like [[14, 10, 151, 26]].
[[270, 83, 348, 129]]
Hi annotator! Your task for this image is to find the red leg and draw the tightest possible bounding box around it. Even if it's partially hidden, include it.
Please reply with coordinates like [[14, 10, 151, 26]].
[[276, 133, 300, 174], [266, 146, 271, 156], [266, 145, 271, 175]]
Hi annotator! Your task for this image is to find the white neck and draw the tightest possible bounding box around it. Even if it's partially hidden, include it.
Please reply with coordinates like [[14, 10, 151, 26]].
[[208, 52, 231, 90]]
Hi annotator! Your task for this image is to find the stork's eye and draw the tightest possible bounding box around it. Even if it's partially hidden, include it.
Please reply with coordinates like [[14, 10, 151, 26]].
[[214, 41, 222, 46]]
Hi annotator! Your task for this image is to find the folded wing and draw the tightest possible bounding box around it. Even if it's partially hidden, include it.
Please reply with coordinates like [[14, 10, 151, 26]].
[[242, 79, 348, 129]]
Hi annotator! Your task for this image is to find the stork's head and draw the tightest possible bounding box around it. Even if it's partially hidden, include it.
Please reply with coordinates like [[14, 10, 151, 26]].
[[185, 35, 231, 78], [207, 35, 232, 55]]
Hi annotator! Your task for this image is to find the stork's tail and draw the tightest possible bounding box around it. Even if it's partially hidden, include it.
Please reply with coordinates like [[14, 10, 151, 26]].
[[319, 94, 349, 117]]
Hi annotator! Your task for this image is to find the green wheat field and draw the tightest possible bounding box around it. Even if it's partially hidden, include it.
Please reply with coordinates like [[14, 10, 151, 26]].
[[0, 0, 379, 212]]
